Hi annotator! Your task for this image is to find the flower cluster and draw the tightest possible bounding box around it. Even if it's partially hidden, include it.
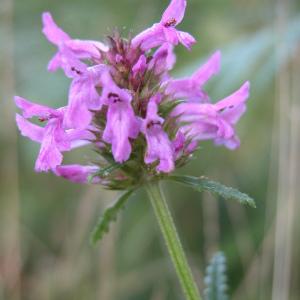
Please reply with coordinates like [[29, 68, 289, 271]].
[[15, 0, 250, 189]]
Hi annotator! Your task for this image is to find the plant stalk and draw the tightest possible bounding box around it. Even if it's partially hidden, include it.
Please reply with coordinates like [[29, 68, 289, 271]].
[[145, 181, 201, 300]]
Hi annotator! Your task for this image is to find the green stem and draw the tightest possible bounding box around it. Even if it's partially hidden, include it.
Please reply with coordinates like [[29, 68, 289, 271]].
[[145, 181, 201, 300]]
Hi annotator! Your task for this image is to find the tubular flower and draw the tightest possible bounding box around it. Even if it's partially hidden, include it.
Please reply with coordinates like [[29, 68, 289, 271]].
[[54, 165, 100, 184], [101, 72, 140, 163], [131, 0, 196, 51], [172, 82, 250, 149], [165, 51, 221, 101], [42, 12, 108, 74], [15, 97, 93, 172], [142, 96, 174, 173], [64, 64, 107, 129], [15, 0, 250, 188]]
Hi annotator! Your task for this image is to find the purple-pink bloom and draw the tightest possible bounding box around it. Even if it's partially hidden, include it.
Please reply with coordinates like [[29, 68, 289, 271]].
[[15, 4, 251, 181], [149, 43, 176, 77], [165, 51, 221, 102], [101, 72, 140, 163], [172, 81, 250, 150], [142, 96, 174, 173], [64, 64, 107, 129], [42, 12, 108, 74], [132, 0, 196, 51], [172, 130, 185, 159], [132, 54, 148, 77], [15, 96, 93, 172], [54, 164, 100, 184]]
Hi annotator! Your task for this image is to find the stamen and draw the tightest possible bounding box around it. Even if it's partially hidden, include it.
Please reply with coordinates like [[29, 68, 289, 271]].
[[164, 18, 177, 27], [108, 92, 122, 103], [147, 120, 161, 129], [219, 105, 235, 113], [71, 67, 82, 75]]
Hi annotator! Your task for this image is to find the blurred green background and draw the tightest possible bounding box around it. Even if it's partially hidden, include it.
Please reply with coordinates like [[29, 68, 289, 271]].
[[1, 0, 300, 299]]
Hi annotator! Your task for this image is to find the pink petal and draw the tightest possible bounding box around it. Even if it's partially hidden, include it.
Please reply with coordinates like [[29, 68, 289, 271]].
[[16, 114, 44, 143], [64, 77, 98, 129], [35, 134, 63, 172], [172, 130, 185, 158], [103, 103, 139, 163], [216, 81, 250, 124], [142, 100, 174, 173], [165, 52, 220, 100], [48, 52, 62, 72], [132, 55, 147, 76], [100, 71, 132, 105], [57, 48, 88, 78], [65, 39, 108, 59], [34, 119, 70, 172], [163, 27, 179, 45], [172, 103, 217, 120], [192, 51, 221, 85], [150, 44, 176, 75], [131, 24, 165, 51], [177, 31, 196, 50], [67, 129, 95, 149], [42, 12, 70, 46], [215, 135, 240, 150], [15, 96, 58, 119], [54, 164, 100, 184], [161, 0, 187, 26]]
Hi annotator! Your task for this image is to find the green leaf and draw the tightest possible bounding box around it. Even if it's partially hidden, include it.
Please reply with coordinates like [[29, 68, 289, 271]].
[[204, 252, 229, 300], [90, 189, 134, 245], [167, 175, 256, 208]]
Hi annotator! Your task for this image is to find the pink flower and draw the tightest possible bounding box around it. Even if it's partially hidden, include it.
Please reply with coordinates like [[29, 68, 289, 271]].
[[15, 96, 93, 172], [64, 64, 107, 129], [149, 43, 176, 76], [172, 82, 250, 149], [101, 72, 140, 163], [172, 130, 185, 158], [54, 164, 100, 184], [42, 12, 108, 74], [142, 96, 174, 173], [132, 0, 196, 51], [132, 54, 148, 77], [165, 51, 221, 102]]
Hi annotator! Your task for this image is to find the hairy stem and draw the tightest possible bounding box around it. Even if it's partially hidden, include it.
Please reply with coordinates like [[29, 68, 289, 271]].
[[145, 181, 201, 300]]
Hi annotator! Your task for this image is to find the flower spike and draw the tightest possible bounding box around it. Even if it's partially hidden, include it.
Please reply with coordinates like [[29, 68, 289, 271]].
[[15, 6, 253, 299], [15, 5, 250, 185]]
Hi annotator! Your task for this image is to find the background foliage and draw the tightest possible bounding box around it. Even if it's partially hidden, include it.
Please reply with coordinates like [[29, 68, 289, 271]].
[[0, 0, 299, 299]]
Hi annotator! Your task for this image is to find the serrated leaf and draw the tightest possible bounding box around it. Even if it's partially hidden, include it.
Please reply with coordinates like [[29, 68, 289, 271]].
[[167, 175, 256, 208], [90, 189, 134, 245], [204, 252, 229, 300]]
